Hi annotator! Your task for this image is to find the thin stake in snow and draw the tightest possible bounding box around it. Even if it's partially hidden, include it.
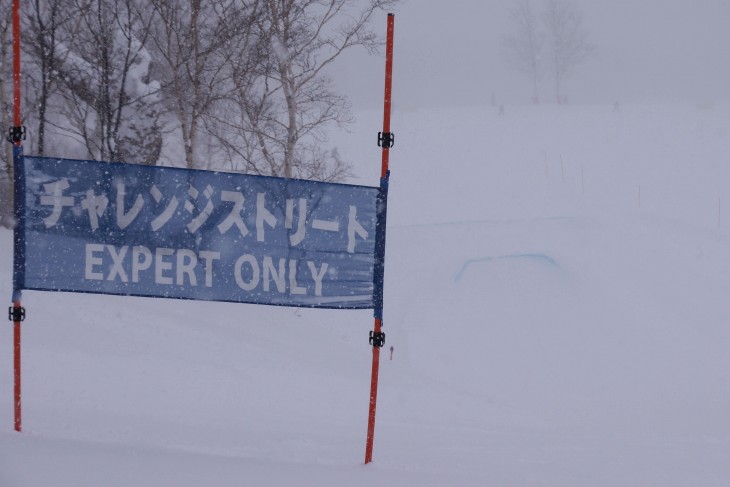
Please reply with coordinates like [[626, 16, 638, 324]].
[[638, 184, 641, 207]]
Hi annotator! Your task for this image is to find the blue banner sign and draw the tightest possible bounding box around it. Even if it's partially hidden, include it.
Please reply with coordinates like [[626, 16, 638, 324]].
[[17, 156, 380, 309]]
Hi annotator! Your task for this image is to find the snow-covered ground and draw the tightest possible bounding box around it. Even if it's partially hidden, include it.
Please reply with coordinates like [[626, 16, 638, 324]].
[[3, 102, 730, 485]]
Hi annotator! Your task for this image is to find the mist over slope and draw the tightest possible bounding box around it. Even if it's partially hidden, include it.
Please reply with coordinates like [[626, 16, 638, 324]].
[[2, 102, 730, 486]]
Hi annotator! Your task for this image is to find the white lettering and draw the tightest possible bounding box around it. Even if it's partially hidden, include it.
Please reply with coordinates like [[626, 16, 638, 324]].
[[132, 246, 152, 282], [116, 183, 144, 229], [256, 193, 277, 242], [107, 245, 129, 282], [263, 256, 286, 293], [199, 251, 220, 287], [217, 191, 249, 236], [285, 198, 307, 245], [347, 205, 368, 253], [80, 190, 109, 231], [186, 184, 215, 233], [307, 261, 328, 297], [150, 186, 179, 232], [83, 244, 331, 298], [312, 219, 339, 232], [235, 254, 260, 291], [155, 247, 175, 285], [85, 244, 105, 280], [41, 179, 75, 228], [176, 249, 198, 286], [288, 259, 306, 295]]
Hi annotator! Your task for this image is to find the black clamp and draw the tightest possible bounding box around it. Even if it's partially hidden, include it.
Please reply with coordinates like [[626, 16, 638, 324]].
[[369, 330, 385, 348], [7, 126, 26, 143], [8, 306, 25, 322], [377, 132, 394, 148]]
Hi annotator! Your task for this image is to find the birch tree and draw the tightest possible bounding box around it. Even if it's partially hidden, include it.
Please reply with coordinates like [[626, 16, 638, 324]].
[[54, 0, 163, 164], [24, 0, 69, 156], [210, 0, 397, 181], [145, 0, 261, 169]]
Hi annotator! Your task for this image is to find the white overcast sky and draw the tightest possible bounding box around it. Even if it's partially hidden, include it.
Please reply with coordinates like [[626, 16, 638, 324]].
[[332, 0, 730, 109]]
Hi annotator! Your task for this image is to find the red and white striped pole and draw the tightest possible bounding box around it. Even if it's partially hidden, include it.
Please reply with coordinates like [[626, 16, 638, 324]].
[[365, 12, 394, 465]]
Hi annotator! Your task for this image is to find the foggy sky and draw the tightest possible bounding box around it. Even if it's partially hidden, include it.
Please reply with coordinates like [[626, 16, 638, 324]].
[[332, 0, 730, 109]]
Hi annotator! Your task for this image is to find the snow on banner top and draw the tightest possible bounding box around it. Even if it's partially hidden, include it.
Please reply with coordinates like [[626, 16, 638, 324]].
[[17, 156, 380, 309]]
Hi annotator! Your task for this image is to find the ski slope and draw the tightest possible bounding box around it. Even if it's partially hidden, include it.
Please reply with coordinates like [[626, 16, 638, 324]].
[[2, 102, 730, 486]]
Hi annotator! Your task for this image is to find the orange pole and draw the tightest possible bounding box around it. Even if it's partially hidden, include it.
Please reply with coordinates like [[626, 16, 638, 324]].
[[12, 0, 23, 433], [379, 14, 394, 179], [365, 318, 382, 464], [12, 0, 21, 130], [13, 301, 21, 432], [365, 13, 394, 465]]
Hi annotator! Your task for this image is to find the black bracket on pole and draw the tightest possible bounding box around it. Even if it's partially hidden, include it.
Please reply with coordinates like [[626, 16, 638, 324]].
[[7, 126, 26, 143], [369, 330, 385, 348], [8, 306, 25, 322], [377, 132, 394, 149]]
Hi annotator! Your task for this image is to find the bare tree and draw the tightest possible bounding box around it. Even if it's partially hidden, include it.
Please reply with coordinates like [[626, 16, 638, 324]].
[[52, 0, 163, 164], [145, 0, 259, 169], [23, 0, 70, 156], [542, 0, 594, 103], [210, 0, 396, 182], [502, 0, 543, 103], [8, 0, 398, 182]]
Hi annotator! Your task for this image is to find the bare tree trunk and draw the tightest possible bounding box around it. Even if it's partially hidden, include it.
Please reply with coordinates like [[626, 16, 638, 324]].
[[225, 0, 394, 181], [188, 0, 201, 169], [282, 78, 297, 179], [277, 44, 298, 178], [29, 0, 60, 156], [0, 4, 14, 226], [502, 0, 542, 104], [146, 0, 240, 169], [50, 0, 161, 164], [543, 0, 594, 105], [25, 0, 87, 158], [1, 39, 12, 183]]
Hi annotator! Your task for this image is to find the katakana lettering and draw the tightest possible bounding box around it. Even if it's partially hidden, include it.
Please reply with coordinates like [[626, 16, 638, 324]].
[[285, 198, 307, 245], [40, 178, 75, 228], [217, 191, 250, 237], [312, 218, 340, 232], [347, 205, 368, 253], [150, 185, 179, 231], [185, 184, 215, 233], [116, 182, 144, 230], [256, 192, 277, 242], [80, 189, 109, 231]]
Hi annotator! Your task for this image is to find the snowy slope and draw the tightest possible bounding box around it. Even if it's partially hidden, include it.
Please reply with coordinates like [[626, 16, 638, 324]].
[[3, 103, 730, 486]]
